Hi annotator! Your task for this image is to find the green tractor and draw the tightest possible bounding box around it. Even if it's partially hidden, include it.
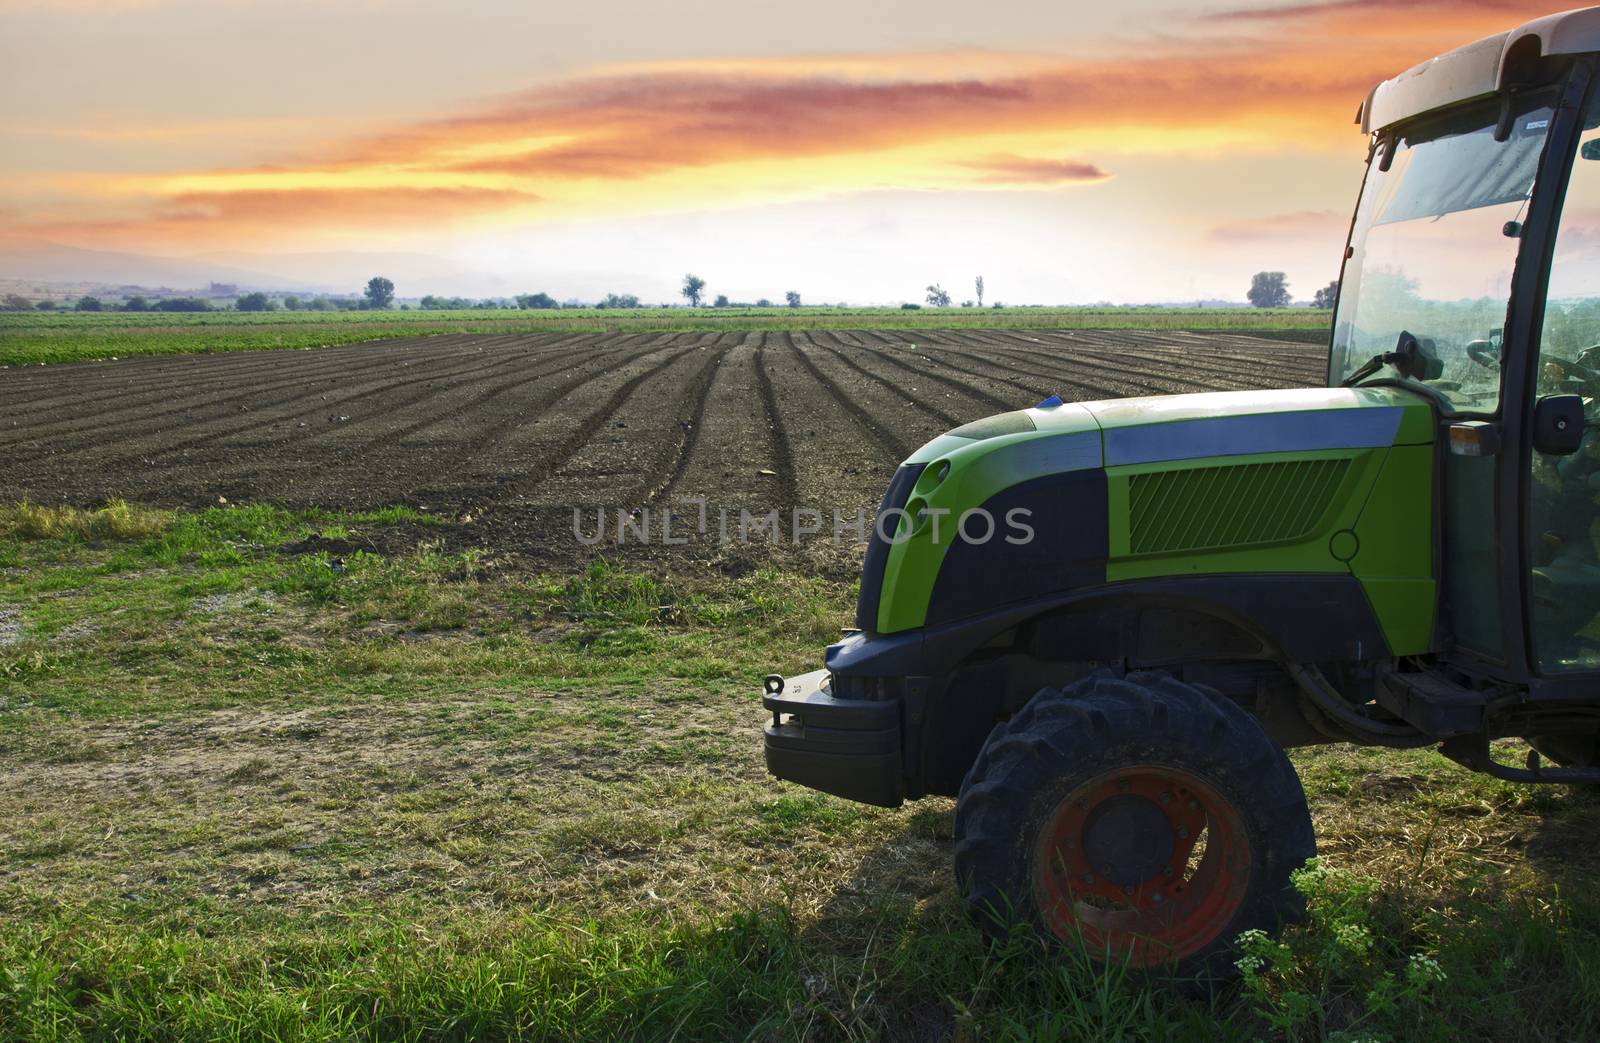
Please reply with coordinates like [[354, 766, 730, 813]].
[[763, 7, 1600, 982]]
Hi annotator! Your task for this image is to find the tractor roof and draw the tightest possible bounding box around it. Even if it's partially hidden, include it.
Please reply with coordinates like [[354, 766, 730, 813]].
[[1359, 5, 1600, 135]]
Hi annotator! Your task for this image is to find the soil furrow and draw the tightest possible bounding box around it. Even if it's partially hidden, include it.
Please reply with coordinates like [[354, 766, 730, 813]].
[[756, 334, 802, 513], [0, 341, 508, 454], [494, 343, 709, 503], [0, 333, 489, 421], [785, 335, 911, 463], [24, 337, 600, 466], [632, 341, 734, 505], [974, 331, 1277, 393], [125, 335, 612, 475], [813, 330, 1014, 414], [368, 342, 700, 504], [808, 337, 965, 429]]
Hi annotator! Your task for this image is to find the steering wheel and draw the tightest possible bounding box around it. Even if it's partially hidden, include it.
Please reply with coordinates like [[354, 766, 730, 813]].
[[1466, 339, 1499, 368]]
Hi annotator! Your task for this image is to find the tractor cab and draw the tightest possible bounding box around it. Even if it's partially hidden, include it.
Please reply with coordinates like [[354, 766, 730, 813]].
[[761, 7, 1600, 984], [1336, 8, 1600, 740]]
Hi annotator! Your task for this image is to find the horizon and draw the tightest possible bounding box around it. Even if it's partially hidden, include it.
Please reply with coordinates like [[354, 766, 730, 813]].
[[1, 0, 1571, 304]]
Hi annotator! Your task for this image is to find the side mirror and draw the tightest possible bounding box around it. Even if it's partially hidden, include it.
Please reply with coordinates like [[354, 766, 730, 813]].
[[1394, 330, 1444, 381], [1533, 394, 1585, 455]]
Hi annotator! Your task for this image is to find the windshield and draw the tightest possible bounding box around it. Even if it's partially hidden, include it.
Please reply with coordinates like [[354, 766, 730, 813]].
[[1329, 95, 1557, 412]]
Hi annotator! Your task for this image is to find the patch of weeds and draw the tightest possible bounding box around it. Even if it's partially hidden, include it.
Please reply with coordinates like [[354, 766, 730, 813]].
[[223, 757, 277, 785], [546, 559, 671, 625], [0, 500, 170, 542], [1230, 856, 1599, 1041], [756, 792, 861, 832]]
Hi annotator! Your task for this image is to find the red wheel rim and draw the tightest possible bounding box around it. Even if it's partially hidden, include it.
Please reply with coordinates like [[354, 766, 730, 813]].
[[1031, 765, 1250, 966]]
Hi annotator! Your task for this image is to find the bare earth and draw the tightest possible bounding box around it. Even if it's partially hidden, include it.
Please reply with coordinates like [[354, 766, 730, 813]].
[[0, 329, 1324, 568]]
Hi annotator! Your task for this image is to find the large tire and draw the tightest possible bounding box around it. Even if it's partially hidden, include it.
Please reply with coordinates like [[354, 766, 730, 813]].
[[952, 670, 1316, 987]]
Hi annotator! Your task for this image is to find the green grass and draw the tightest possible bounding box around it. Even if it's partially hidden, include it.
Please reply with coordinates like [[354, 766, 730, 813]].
[[1, 503, 1596, 1040], [0, 307, 1331, 366], [0, 500, 171, 541]]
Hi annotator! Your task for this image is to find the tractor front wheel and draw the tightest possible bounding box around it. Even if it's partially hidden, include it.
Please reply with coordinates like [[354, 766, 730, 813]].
[[952, 671, 1315, 986]]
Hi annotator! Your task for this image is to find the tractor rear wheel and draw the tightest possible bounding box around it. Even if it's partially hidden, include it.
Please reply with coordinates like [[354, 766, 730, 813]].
[[952, 671, 1315, 987]]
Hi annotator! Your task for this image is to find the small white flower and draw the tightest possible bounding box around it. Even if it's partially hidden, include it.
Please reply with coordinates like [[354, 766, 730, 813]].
[[1406, 953, 1447, 985]]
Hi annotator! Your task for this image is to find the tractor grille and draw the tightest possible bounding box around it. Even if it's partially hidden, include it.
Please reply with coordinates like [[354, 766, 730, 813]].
[[1127, 457, 1349, 555]]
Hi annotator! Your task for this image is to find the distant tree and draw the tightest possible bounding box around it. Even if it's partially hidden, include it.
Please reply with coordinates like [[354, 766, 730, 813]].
[[75, 295, 102, 312], [35, 299, 56, 311], [975, 275, 984, 308], [156, 297, 211, 312], [122, 295, 150, 312], [282, 295, 301, 311], [961, 300, 974, 308], [1, 294, 31, 312], [755, 298, 773, 308], [516, 292, 558, 309], [785, 291, 801, 308], [598, 293, 641, 309], [713, 294, 730, 308], [681, 273, 706, 307], [236, 292, 273, 312], [1247, 271, 1290, 308], [419, 295, 473, 311], [925, 284, 951, 307], [363, 276, 395, 310], [901, 302, 922, 310], [1311, 280, 1339, 309]]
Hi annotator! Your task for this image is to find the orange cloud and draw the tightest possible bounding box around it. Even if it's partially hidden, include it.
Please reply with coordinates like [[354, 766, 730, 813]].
[[1205, 0, 1525, 20], [14, 3, 1562, 253], [1202, 0, 1548, 39], [960, 156, 1111, 185], [28, 187, 538, 248]]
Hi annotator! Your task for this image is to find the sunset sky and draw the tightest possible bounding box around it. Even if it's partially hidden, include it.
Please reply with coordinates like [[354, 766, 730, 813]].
[[0, 0, 1572, 303]]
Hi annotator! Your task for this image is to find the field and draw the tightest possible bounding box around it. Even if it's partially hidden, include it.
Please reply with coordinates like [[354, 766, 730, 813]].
[[1, 328, 1325, 572], [0, 306, 1329, 367], [2, 325, 1597, 1041]]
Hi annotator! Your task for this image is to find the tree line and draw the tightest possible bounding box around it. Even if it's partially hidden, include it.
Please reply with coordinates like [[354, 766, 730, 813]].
[[1, 270, 1344, 314], [1247, 271, 1339, 309]]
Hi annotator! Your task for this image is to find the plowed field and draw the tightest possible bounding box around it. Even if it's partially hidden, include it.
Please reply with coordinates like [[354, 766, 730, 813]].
[[0, 329, 1323, 568]]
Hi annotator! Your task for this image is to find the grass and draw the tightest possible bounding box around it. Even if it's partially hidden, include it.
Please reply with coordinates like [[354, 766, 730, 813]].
[[1, 503, 1596, 1040], [0, 500, 170, 541], [0, 307, 1331, 366]]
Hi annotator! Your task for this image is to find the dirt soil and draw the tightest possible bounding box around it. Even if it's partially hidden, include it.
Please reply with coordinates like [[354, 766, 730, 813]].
[[0, 330, 1324, 569]]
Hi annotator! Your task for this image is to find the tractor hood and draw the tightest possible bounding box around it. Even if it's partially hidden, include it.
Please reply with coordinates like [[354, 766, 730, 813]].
[[904, 386, 1433, 470], [859, 386, 1435, 638]]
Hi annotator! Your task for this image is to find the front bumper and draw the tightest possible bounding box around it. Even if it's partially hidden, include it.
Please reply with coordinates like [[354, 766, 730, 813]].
[[762, 668, 903, 807]]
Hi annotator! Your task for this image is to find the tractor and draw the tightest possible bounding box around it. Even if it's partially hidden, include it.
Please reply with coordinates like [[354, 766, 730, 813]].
[[761, 7, 1600, 983]]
